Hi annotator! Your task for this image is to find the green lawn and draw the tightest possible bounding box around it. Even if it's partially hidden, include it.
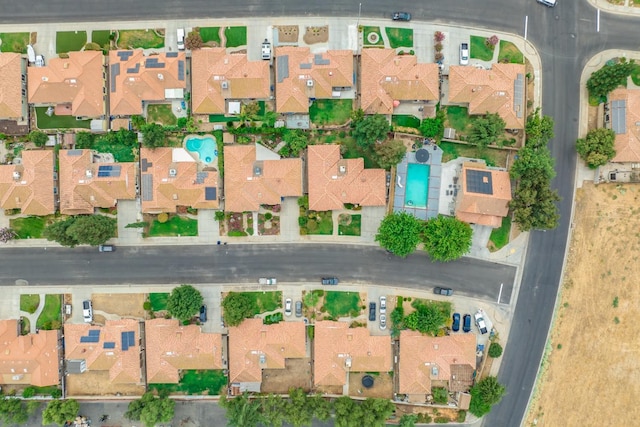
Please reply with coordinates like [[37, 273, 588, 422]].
[[385, 27, 414, 48], [338, 214, 361, 236], [224, 26, 247, 48], [91, 30, 111, 48], [36, 295, 62, 330], [149, 293, 169, 311], [392, 115, 421, 129], [497, 41, 523, 64], [147, 104, 177, 126], [309, 99, 353, 126], [470, 35, 495, 61], [199, 27, 221, 44], [209, 114, 239, 123], [149, 370, 227, 395], [117, 29, 164, 49], [363, 26, 384, 46], [244, 291, 282, 315], [445, 106, 474, 133], [323, 291, 361, 318], [148, 216, 198, 237], [305, 211, 334, 235], [340, 136, 381, 169], [439, 141, 508, 168], [56, 31, 87, 54], [92, 137, 137, 163], [0, 32, 29, 53], [20, 294, 40, 314], [10, 216, 46, 239], [489, 216, 511, 252], [35, 107, 92, 129]]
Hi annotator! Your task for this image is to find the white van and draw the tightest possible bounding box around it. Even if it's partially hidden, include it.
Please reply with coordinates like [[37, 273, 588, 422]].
[[537, 0, 556, 7], [177, 28, 185, 50]]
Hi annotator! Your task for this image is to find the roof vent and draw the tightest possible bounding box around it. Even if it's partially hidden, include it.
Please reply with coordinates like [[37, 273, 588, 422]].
[[307, 79, 314, 87], [221, 81, 229, 89], [12, 171, 20, 181], [42, 76, 48, 82], [169, 168, 177, 177], [345, 357, 352, 368], [157, 73, 164, 80], [85, 169, 93, 178], [339, 165, 346, 173], [259, 354, 266, 364]]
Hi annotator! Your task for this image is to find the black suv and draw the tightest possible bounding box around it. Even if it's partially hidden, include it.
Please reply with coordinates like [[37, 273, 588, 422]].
[[368, 302, 376, 321], [321, 277, 339, 285]]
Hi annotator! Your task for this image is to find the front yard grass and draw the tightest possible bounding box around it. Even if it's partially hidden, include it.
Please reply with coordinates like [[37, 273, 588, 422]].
[[323, 291, 361, 318], [0, 32, 29, 53], [303, 211, 333, 235], [147, 104, 177, 126], [199, 27, 221, 44], [91, 30, 111, 48], [117, 29, 164, 49], [244, 291, 283, 315], [362, 26, 384, 46], [20, 294, 40, 314], [385, 27, 413, 48], [488, 216, 511, 252], [147, 216, 198, 237], [309, 99, 353, 126], [470, 35, 495, 61], [338, 214, 361, 236], [10, 216, 47, 239], [56, 31, 87, 53], [149, 370, 227, 395], [392, 115, 421, 129], [149, 293, 169, 311], [224, 26, 247, 47], [497, 40, 523, 64], [439, 141, 508, 168], [35, 107, 92, 129], [36, 295, 62, 330]]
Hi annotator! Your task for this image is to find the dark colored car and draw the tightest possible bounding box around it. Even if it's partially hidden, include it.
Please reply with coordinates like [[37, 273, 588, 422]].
[[463, 314, 472, 333], [199, 305, 207, 322], [322, 277, 339, 285], [295, 301, 303, 317], [369, 302, 376, 321], [392, 12, 411, 21], [452, 313, 461, 332], [434, 287, 454, 296]]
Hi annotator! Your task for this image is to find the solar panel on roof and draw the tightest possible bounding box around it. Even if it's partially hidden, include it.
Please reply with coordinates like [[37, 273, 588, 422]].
[[117, 51, 134, 61], [103, 342, 115, 349], [145, 58, 165, 69], [80, 336, 99, 343], [514, 74, 524, 119], [178, 60, 185, 81], [67, 149, 83, 156], [277, 56, 289, 83], [121, 332, 129, 351], [110, 63, 120, 93], [88, 330, 100, 337], [205, 187, 217, 201], [611, 99, 626, 135], [97, 165, 122, 178], [314, 54, 330, 65], [128, 331, 135, 346], [466, 169, 493, 195], [195, 171, 207, 184], [166, 52, 178, 58], [142, 174, 153, 201], [127, 63, 140, 74]]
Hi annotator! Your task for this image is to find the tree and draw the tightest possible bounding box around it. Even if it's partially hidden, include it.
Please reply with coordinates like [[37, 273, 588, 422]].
[[350, 108, 365, 125], [125, 392, 174, 427], [42, 399, 80, 426], [399, 414, 418, 427], [373, 138, 406, 169], [261, 394, 287, 427], [468, 112, 505, 148], [352, 114, 389, 149], [308, 394, 331, 421], [222, 292, 257, 326], [488, 342, 503, 358], [404, 299, 449, 336], [469, 376, 506, 417], [360, 398, 395, 427], [422, 215, 473, 262], [75, 131, 95, 149], [284, 388, 313, 427], [141, 123, 167, 148], [390, 305, 405, 337], [333, 396, 357, 427], [65, 215, 117, 246], [185, 31, 203, 50], [166, 284, 203, 322], [586, 59, 636, 101], [576, 128, 616, 168], [220, 392, 263, 427], [0, 397, 29, 425], [28, 130, 49, 148], [43, 217, 80, 247], [420, 109, 446, 138], [375, 212, 423, 258], [525, 108, 554, 150], [280, 130, 308, 157]]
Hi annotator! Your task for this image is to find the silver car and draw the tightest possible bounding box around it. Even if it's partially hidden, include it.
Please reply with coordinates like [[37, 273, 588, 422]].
[[285, 299, 292, 316], [379, 314, 387, 330], [295, 301, 302, 317], [379, 296, 387, 314]]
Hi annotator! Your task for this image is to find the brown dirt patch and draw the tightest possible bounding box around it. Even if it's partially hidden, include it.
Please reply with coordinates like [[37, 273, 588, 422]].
[[315, 384, 342, 394], [395, 403, 461, 422], [277, 26, 299, 43], [66, 370, 144, 396], [587, 105, 599, 131], [92, 293, 147, 319], [348, 372, 394, 399], [303, 26, 328, 44], [261, 357, 312, 393], [525, 182, 640, 426]]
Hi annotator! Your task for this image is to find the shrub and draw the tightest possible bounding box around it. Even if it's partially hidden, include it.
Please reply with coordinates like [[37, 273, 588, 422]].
[[246, 227, 254, 235], [488, 342, 503, 358], [22, 387, 36, 398], [298, 216, 308, 226], [432, 387, 448, 404], [434, 31, 445, 42], [486, 35, 499, 47], [434, 42, 443, 52], [143, 301, 152, 311], [50, 389, 62, 398], [265, 212, 273, 220], [434, 417, 450, 423], [435, 52, 444, 62], [214, 211, 225, 221], [157, 213, 169, 223], [457, 410, 466, 422]]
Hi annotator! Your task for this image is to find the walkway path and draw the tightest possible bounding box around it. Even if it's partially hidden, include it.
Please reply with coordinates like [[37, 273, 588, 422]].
[[19, 293, 46, 333]]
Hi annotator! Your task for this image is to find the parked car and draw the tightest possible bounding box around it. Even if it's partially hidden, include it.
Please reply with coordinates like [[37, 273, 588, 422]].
[[452, 313, 461, 332], [199, 305, 207, 322], [177, 28, 185, 50], [259, 277, 277, 285], [285, 298, 292, 316], [369, 302, 376, 321], [99, 244, 115, 252], [261, 39, 272, 60], [475, 311, 488, 334], [379, 296, 387, 314], [295, 300, 302, 317], [459, 43, 469, 65], [536, 0, 556, 6], [392, 12, 411, 21], [321, 277, 339, 285], [379, 314, 387, 330], [82, 300, 93, 323], [463, 314, 472, 333], [35, 55, 45, 67], [434, 287, 453, 296]]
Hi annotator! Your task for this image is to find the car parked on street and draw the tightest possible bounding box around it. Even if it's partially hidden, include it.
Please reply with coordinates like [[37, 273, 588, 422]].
[[536, 0, 557, 6], [321, 277, 339, 285], [259, 277, 277, 285], [295, 301, 302, 317], [434, 287, 453, 296], [452, 313, 461, 332], [463, 314, 472, 333], [199, 305, 207, 322], [369, 302, 376, 321], [379, 296, 386, 314], [379, 314, 387, 330], [459, 43, 469, 65], [392, 12, 411, 21], [285, 299, 292, 316], [82, 300, 93, 323], [99, 244, 115, 252], [475, 311, 488, 334]]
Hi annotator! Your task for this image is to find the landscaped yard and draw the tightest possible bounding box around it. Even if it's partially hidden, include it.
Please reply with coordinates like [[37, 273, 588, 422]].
[[244, 291, 282, 315], [147, 216, 198, 237], [0, 32, 29, 53], [10, 216, 47, 239], [488, 216, 511, 252], [392, 115, 421, 129], [199, 27, 221, 44], [309, 99, 353, 126], [323, 291, 361, 319], [497, 40, 524, 64], [149, 293, 169, 311], [91, 30, 111, 48], [362, 26, 384, 46], [338, 214, 361, 236], [20, 294, 40, 314], [209, 114, 239, 123], [301, 211, 333, 235], [36, 295, 61, 330], [339, 136, 380, 169], [56, 31, 87, 53], [469, 35, 495, 61], [149, 370, 227, 395], [445, 106, 475, 133], [263, 312, 284, 325], [224, 26, 247, 48], [439, 141, 508, 168], [631, 63, 640, 86], [147, 104, 177, 126], [117, 29, 164, 49], [35, 107, 92, 129], [385, 27, 413, 48], [92, 136, 137, 163]]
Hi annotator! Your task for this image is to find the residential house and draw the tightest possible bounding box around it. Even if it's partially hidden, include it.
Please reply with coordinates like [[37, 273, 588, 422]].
[[455, 162, 511, 228], [58, 149, 136, 215], [145, 318, 224, 384], [275, 47, 353, 114], [313, 321, 392, 389], [140, 147, 219, 213], [307, 144, 386, 211], [224, 144, 302, 212], [399, 331, 476, 403], [228, 318, 306, 394], [0, 150, 55, 215], [28, 50, 106, 119], [191, 48, 270, 115], [448, 63, 526, 129], [0, 319, 59, 387], [607, 88, 640, 163], [360, 48, 439, 115], [109, 50, 186, 117], [64, 319, 142, 386], [0, 52, 27, 122]]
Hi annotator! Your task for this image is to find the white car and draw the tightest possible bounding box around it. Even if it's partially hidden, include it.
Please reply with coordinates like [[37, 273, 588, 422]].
[[82, 300, 93, 323], [474, 311, 488, 334], [536, 0, 556, 6], [459, 43, 469, 66], [379, 314, 387, 330], [285, 298, 292, 316], [379, 296, 387, 314]]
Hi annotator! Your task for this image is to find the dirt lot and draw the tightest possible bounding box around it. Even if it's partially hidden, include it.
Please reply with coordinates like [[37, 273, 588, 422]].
[[348, 372, 394, 399], [66, 371, 145, 396], [525, 182, 640, 426], [261, 357, 312, 393], [92, 293, 147, 319]]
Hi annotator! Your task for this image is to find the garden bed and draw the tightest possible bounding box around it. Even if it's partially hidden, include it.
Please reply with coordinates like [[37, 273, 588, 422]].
[[258, 213, 280, 236], [226, 212, 248, 237], [362, 26, 384, 47], [300, 210, 333, 235]]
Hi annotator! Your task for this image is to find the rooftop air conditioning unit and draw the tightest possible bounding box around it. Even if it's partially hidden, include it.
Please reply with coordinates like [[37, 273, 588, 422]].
[[307, 79, 314, 87], [12, 171, 20, 181], [85, 169, 93, 178], [169, 168, 177, 177], [339, 165, 346, 173], [157, 73, 164, 80]]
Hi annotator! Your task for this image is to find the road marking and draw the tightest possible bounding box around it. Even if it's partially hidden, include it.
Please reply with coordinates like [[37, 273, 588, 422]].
[[524, 15, 528, 40], [597, 9, 600, 33], [497, 283, 504, 304]]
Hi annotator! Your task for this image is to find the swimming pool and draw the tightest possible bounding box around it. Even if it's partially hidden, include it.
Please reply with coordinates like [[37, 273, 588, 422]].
[[405, 163, 430, 208], [185, 135, 218, 165]]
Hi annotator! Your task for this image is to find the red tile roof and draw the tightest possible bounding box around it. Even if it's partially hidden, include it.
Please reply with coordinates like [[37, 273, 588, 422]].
[[0, 150, 55, 215], [455, 162, 512, 228], [0, 53, 24, 120], [609, 88, 640, 162]]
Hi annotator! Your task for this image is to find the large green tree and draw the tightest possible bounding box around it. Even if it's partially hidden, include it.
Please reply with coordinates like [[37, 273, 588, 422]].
[[167, 284, 203, 322], [353, 114, 389, 149], [373, 138, 407, 169], [284, 388, 313, 427], [468, 112, 506, 148], [404, 299, 450, 336], [308, 394, 332, 421], [220, 392, 263, 427], [375, 212, 423, 258], [586, 59, 636, 101], [399, 414, 418, 427], [0, 397, 29, 425], [43, 215, 116, 247], [29, 130, 49, 148], [419, 109, 446, 139], [42, 399, 80, 426], [222, 292, 257, 326], [260, 394, 287, 426], [576, 127, 616, 168], [360, 398, 395, 427], [142, 123, 167, 148], [125, 392, 175, 427], [469, 376, 506, 417], [334, 396, 362, 427], [525, 108, 554, 149], [422, 215, 473, 262], [280, 130, 308, 157]]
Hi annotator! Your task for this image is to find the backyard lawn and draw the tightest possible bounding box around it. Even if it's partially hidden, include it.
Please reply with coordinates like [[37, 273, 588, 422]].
[[489, 216, 512, 252], [439, 141, 508, 168], [224, 27, 247, 48], [323, 291, 361, 318], [92, 137, 137, 163], [362, 26, 384, 46], [497, 40, 524, 64], [35, 107, 92, 129], [0, 32, 29, 53], [309, 99, 353, 126], [147, 104, 177, 126], [149, 293, 169, 311], [385, 27, 413, 48], [445, 106, 474, 133], [20, 294, 40, 314], [149, 370, 227, 395], [392, 115, 421, 129], [56, 31, 87, 53], [199, 27, 221, 44], [91, 30, 111, 48], [338, 214, 361, 236], [10, 216, 46, 239], [147, 216, 198, 237], [36, 295, 62, 330], [117, 29, 164, 49], [469, 35, 495, 61]]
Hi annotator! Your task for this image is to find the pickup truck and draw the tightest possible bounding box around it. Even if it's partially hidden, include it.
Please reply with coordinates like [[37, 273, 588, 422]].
[[474, 311, 488, 334], [259, 277, 277, 285]]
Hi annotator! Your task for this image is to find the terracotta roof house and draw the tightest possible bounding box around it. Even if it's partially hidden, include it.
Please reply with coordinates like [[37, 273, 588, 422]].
[[0, 150, 55, 215], [448, 63, 526, 129], [145, 318, 223, 384], [307, 144, 386, 211], [455, 162, 512, 228], [59, 149, 136, 215], [228, 318, 306, 393], [399, 331, 476, 402], [191, 48, 271, 115], [275, 47, 353, 113], [28, 50, 105, 118], [224, 144, 302, 212], [313, 321, 392, 388], [608, 88, 640, 162], [64, 320, 142, 385], [109, 50, 186, 117], [361, 49, 439, 115], [0, 319, 59, 387], [0, 53, 26, 121], [140, 147, 219, 213]]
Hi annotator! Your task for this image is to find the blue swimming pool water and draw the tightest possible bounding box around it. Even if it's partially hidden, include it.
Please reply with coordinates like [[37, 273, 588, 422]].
[[185, 135, 218, 165], [405, 163, 430, 208]]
